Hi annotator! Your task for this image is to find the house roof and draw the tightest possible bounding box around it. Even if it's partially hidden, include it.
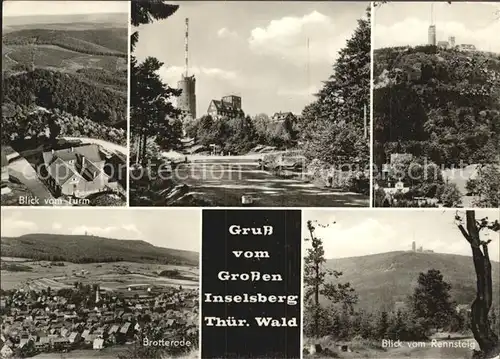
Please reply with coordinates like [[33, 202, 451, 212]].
[[47, 158, 79, 186], [93, 338, 104, 346], [108, 325, 119, 334], [272, 112, 294, 121], [75, 154, 102, 181], [119, 322, 131, 334], [43, 145, 103, 167], [209, 100, 243, 115]]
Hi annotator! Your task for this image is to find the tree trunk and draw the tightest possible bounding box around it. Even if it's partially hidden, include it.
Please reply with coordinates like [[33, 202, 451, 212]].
[[308, 225, 320, 339], [141, 132, 148, 166], [458, 211, 499, 358], [135, 135, 141, 165]]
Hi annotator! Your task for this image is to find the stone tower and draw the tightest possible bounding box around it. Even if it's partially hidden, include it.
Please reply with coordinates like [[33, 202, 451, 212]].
[[428, 25, 436, 46], [177, 18, 196, 119]]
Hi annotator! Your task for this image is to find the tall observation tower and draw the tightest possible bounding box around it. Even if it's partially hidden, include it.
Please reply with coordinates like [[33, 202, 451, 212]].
[[428, 3, 436, 46], [177, 18, 197, 119]]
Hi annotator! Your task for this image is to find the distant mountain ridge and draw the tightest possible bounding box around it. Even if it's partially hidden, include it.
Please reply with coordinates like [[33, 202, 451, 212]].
[[1, 233, 199, 266], [2, 13, 128, 29], [323, 250, 500, 312]]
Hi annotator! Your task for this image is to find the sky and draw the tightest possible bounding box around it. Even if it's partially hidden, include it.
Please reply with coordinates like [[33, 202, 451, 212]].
[[303, 209, 500, 261], [2, 1, 129, 17], [374, 2, 500, 52], [134, 1, 369, 116], [1, 208, 200, 252]]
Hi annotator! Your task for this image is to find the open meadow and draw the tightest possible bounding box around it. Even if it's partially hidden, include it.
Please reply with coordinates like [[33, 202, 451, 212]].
[[0, 257, 199, 292]]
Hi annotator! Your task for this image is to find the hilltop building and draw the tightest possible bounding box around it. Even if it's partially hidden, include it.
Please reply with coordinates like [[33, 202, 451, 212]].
[[438, 40, 449, 49], [411, 242, 434, 253], [42, 145, 110, 198], [428, 25, 436, 46], [207, 95, 244, 119], [457, 44, 476, 52], [177, 18, 197, 120], [448, 36, 455, 48], [177, 75, 196, 120], [271, 112, 296, 123]]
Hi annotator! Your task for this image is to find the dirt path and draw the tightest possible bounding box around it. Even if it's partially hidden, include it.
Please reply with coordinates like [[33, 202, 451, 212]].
[[172, 158, 368, 207]]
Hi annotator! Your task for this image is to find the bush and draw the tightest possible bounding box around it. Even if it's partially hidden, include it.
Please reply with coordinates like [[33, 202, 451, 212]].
[[440, 183, 462, 207], [1, 263, 33, 272]]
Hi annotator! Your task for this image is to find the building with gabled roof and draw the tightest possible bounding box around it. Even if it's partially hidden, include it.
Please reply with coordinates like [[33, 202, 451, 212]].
[[42, 145, 110, 197], [108, 325, 119, 335], [271, 112, 295, 123], [1, 344, 14, 358], [93, 337, 104, 350], [119, 322, 131, 335], [207, 95, 244, 119], [68, 332, 81, 344]]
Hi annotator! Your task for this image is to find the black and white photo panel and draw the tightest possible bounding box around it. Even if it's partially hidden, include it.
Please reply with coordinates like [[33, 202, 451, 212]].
[[1, 1, 129, 207], [372, 2, 500, 208], [129, 1, 371, 207], [0, 207, 200, 358], [302, 208, 500, 359]]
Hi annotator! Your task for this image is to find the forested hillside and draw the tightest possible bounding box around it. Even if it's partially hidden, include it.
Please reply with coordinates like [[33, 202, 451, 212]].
[[3, 28, 127, 56], [1, 234, 199, 265], [324, 250, 500, 312], [2, 69, 126, 128], [373, 46, 500, 168]]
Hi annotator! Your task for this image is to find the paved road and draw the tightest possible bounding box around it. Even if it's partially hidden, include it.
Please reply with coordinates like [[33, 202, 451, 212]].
[[8, 158, 55, 205], [62, 137, 127, 157], [171, 156, 369, 207]]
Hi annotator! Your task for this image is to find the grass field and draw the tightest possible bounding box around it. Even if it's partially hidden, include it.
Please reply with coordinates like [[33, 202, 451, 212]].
[[3, 44, 126, 72], [0, 258, 199, 292]]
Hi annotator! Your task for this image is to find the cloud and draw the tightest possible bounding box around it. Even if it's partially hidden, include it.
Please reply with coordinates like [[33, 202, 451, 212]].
[[277, 85, 320, 97], [304, 218, 400, 259], [159, 65, 239, 83], [375, 17, 500, 52], [70, 225, 143, 240], [52, 222, 62, 231], [248, 11, 350, 66], [0, 212, 38, 237], [217, 27, 238, 39]]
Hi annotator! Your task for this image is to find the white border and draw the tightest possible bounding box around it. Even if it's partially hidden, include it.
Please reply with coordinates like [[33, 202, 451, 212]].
[[126, 0, 132, 208], [198, 208, 203, 359], [300, 209, 304, 359], [369, 1, 375, 208]]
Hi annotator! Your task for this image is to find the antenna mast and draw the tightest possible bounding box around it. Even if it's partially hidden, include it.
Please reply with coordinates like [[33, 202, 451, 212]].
[[431, 3, 434, 25], [307, 37, 310, 95], [184, 18, 189, 77]]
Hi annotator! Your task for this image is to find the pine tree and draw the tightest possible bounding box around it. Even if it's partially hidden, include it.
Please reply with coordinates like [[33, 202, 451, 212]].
[[409, 269, 455, 331], [377, 310, 389, 339], [130, 1, 182, 164], [304, 220, 358, 339], [301, 6, 370, 167]]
